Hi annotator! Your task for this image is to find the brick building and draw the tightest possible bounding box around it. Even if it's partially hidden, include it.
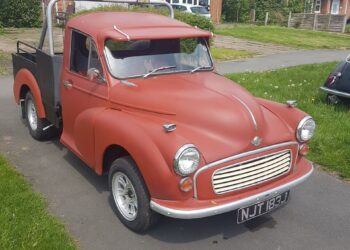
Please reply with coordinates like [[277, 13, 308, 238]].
[[312, 0, 350, 16]]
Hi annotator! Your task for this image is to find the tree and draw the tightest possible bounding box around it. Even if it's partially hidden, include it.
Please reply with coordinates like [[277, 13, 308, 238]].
[[0, 0, 42, 27], [222, 0, 250, 22]]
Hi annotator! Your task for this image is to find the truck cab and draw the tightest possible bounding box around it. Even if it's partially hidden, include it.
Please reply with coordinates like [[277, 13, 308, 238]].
[[12, 0, 315, 233]]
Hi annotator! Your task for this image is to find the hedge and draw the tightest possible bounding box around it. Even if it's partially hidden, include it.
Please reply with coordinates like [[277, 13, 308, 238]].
[[174, 11, 214, 31], [0, 0, 42, 27], [222, 0, 305, 24]]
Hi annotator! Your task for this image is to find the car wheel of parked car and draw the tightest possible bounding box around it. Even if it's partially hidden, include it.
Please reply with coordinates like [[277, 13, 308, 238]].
[[326, 94, 341, 105], [109, 156, 160, 233], [25, 92, 56, 140]]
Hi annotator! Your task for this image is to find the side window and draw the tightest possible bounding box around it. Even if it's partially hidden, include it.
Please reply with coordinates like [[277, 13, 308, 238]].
[[70, 30, 104, 79]]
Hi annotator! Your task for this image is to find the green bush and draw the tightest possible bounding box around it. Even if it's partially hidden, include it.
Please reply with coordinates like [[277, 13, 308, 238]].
[[0, 0, 41, 27], [174, 11, 214, 31], [73, 5, 213, 31]]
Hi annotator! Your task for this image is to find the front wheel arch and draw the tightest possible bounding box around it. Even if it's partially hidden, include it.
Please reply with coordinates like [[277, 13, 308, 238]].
[[102, 144, 131, 175], [94, 110, 182, 200]]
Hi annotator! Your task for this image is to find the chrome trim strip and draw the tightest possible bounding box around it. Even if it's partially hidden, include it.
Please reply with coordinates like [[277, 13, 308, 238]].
[[211, 149, 292, 194], [320, 86, 350, 98], [193, 141, 299, 198], [232, 95, 258, 130], [150, 161, 313, 219], [113, 25, 131, 41]]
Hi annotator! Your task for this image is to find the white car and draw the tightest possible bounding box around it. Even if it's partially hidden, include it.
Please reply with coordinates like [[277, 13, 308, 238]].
[[171, 4, 211, 18], [75, 1, 114, 12]]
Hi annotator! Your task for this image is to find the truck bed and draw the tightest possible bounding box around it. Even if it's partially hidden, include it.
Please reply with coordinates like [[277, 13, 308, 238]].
[[12, 41, 63, 128]]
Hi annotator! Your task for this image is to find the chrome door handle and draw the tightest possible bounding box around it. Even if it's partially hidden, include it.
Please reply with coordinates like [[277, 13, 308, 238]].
[[63, 80, 73, 89]]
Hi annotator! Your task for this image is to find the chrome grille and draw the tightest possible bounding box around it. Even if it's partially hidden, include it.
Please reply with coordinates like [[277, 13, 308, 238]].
[[212, 150, 291, 194]]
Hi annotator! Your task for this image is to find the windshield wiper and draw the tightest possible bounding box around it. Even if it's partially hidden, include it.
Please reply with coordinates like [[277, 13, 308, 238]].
[[191, 65, 212, 73], [143, 65, 177, 78]]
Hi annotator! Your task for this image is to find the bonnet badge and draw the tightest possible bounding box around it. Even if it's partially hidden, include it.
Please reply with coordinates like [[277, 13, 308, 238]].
[[251, 136, 262, 146]]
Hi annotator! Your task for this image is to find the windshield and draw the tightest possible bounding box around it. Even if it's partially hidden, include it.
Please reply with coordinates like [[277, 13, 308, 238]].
[[104, 37, 213, 79], [191, 6, 209, 14]]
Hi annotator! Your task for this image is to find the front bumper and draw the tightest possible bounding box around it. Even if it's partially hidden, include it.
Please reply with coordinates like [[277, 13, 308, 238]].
[[320, 86, 350, 98], [150, 158, 313, 219]]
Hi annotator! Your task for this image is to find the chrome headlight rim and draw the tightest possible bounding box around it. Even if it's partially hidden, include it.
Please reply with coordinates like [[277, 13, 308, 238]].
[[173, 144, 200, 176], [296, 116, 316, 142]]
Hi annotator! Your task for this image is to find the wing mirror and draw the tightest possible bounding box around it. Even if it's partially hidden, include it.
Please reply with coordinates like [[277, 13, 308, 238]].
[[87, 68, 105, 83]]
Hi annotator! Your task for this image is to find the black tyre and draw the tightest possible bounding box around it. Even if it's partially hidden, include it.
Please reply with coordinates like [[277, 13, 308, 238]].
[[108, 156, 160, 233], [326, 94, 340, 105], [24, 92, 57, 140]]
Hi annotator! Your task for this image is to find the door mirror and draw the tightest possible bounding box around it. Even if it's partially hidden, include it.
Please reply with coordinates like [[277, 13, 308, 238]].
[[87, 68, 105, 83]]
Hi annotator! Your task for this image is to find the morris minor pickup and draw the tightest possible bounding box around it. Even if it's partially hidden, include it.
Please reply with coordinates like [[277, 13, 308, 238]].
[[12, 0, 315, 232]]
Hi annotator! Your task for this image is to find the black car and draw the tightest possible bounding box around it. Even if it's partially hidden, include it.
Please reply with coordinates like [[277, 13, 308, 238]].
[[320, 55, 350, 104]]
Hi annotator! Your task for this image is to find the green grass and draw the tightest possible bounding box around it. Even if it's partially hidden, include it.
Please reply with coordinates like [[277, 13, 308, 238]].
[[0, 156, 77, 250], [226, 62, 350, 179], [211, 47, 256, 61], [216, 25, 350, 49]]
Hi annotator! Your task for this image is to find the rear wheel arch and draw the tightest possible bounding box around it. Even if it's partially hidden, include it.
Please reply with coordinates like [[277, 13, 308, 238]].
[[14, 69, 46, 118], [19, 84, 30, 100]]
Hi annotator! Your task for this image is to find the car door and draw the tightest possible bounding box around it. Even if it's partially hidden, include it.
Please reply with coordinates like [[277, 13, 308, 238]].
[[60, 29, 108, 168]]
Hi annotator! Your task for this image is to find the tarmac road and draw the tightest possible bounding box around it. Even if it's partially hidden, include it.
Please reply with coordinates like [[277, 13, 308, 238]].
[[1, 76, 350, 250]]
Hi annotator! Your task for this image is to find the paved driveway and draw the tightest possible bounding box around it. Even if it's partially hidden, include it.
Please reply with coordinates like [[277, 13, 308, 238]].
[[1, 76, 350, 250], [215, 49, 350, 74]]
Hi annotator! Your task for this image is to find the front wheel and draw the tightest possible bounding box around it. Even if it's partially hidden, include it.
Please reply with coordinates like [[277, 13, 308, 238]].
[[109, 156, 159, 233], [24, 92, 56, 140]]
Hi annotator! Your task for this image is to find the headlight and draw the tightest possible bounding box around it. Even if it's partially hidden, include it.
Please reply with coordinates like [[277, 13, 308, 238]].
[[174, 144, 200, 176], [296, 116, 316, 142]]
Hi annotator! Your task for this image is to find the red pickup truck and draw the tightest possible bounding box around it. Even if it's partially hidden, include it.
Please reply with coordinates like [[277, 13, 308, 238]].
[[12, 0, 315, 233]]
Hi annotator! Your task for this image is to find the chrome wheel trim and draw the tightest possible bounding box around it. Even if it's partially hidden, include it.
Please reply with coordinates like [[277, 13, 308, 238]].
[[112, 172, 138, 221], [27, 99, 38, 131]]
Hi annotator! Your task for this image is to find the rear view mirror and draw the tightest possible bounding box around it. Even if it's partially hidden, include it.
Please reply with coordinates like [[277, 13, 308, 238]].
[[87, 68, 105, 83]]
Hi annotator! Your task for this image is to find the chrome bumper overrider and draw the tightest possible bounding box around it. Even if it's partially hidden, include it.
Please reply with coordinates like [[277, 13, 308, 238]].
[[320, 86, 350, 98], [150, 162, 314, 219]]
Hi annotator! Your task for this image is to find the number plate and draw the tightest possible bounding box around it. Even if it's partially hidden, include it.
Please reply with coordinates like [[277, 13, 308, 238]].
[[237, 190, 290, 224]]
